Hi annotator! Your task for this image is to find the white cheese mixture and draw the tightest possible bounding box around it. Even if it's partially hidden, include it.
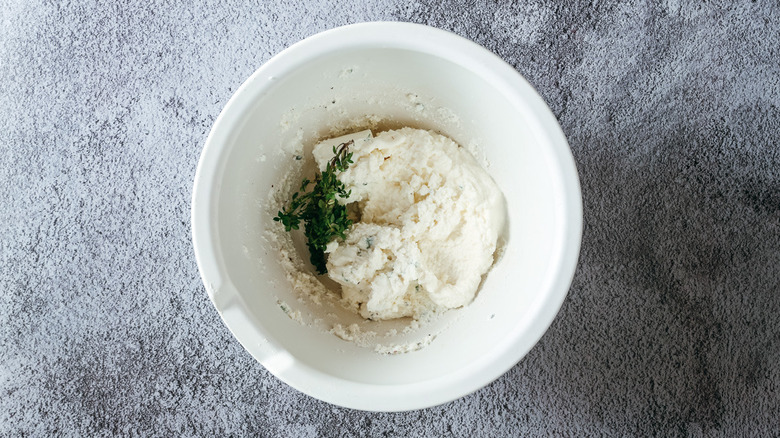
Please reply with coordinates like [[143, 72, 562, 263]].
[[313, 128, 505, 321]]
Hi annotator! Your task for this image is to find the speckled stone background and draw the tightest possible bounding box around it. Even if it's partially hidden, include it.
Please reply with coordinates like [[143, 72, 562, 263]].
[[2, 0, 779, 436]]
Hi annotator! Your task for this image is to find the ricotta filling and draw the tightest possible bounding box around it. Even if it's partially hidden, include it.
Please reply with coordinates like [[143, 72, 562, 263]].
[[313, 128, 504, 320]]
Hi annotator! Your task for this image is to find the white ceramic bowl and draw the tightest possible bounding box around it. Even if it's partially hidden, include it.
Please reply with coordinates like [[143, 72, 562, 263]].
[[192, 22, 582, 411]]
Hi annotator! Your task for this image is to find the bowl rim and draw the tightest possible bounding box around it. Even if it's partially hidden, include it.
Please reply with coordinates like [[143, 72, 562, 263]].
[[191, 21, 582, 412]]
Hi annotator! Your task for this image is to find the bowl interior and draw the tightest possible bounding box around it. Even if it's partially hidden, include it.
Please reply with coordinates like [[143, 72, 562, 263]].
[[199, 40, 574, 394]]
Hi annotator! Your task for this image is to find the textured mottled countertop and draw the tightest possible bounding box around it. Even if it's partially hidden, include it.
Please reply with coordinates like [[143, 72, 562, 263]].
[[2, 0, 779, 436]]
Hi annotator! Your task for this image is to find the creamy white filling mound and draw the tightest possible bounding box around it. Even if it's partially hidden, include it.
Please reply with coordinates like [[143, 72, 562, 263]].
[[313, 128, 505, 320]]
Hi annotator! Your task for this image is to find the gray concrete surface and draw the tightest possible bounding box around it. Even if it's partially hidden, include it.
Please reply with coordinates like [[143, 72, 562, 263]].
[[1, 0, 779, 436]]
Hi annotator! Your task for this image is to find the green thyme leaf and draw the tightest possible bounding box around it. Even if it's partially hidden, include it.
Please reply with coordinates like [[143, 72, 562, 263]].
[[273, 140, 355, 274]]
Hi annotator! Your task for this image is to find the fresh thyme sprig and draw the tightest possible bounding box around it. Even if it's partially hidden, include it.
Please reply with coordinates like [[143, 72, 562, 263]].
[[273, 141, 354, 274]]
